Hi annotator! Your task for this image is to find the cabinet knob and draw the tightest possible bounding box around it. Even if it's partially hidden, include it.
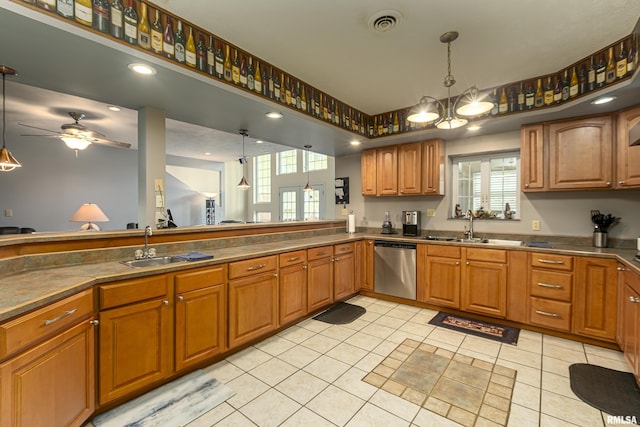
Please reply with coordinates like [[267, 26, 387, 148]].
[[177, 295, 184, 301], [455, 261, 460, 265], [525, 183, 529, 188], [334, 257, 340, 261], [273, 273, 279, 278], [629, 296, 640, 303], [606, 182, 611, 186], [89, 319, 99, 326], [466, 261, 470, 265], [302, 265, 308, 269], [619, 181, 625, 185], [162, 300, 169, 306], [617, 267, 626, 271]]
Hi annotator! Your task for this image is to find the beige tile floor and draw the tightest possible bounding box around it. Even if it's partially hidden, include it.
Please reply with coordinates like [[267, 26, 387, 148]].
[[97, 296, 635, 426]]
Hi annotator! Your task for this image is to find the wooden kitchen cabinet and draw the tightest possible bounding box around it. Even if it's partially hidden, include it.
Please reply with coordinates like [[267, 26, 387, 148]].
[[334, 242, 356, 300], [398, 142, 422, 195], [619, 268, 640, 383], [228, 256, 278, 349], [418, 245, 461, 308], [362, 239, 375, 291], [462, 248, 508, 318], [307, 246, 334, 312], [521, 124, 545, 191], [421, 139, 444, 195], [573, 257, 618, 341], [376, 146, 398, 195], [616, 105, 640, 189], [527, 253, 574, 332], [174, 265, 227, 372], [361, 148, 377, 196], [98, 275, 173, 405], [279, 250, 308, 326], [0, 289, 95, 427]]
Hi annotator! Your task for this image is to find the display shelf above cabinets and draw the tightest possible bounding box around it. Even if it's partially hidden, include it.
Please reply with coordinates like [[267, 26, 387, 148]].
[[12, 1, 640, 138]]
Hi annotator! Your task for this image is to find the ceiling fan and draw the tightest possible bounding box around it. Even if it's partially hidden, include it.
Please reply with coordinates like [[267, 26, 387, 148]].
[[20, 111, 131, 156]]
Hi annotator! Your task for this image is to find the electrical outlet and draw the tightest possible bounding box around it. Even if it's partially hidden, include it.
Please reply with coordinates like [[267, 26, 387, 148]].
[[427, 208, 436, 217], [532, 220, 541, 231], [341, 208, 348, 216], [4, 209, 12, 217]]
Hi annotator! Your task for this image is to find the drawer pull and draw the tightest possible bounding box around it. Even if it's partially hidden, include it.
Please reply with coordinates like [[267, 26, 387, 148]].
[[287, 256, 300, 262], [247, 264, 266, 271], [162, 300, 169, 306], [629, 296, 640, 303], [341, 247, 350, 252], [177, 295, 184, 302], [537, 282, 564, 289], [44, 309, 77, 326], [538, 259, 565, 265], [535, 310, 561, 318]]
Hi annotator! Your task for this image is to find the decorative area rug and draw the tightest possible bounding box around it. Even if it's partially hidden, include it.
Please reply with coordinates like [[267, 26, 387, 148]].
[[92, 369, 235, 427], [429, 312, 520, 345], [363, 338, 516, 427], [312, 301, 366, 325], [569, 363, 640, 419]]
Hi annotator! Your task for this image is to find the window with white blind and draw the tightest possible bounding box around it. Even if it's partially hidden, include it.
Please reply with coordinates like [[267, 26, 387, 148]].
[[452, 153, 519, 219], [303, 151, 328, 172], [253, 153, 271, 203], [276, 150, 297, 175]]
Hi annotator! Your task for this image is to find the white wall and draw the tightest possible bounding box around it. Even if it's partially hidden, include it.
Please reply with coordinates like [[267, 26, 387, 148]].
[[336, 131, 640, 240]]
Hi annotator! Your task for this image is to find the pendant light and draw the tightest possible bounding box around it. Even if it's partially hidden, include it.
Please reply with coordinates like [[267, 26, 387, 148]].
[[0, 66, 22, 172], [303, 144, 312, 192], [237, 129, 250, 190], [407, 31, 492, 128]]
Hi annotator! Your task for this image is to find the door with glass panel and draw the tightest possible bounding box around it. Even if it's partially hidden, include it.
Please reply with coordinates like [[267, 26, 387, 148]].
[[279, 185, 324, 221]]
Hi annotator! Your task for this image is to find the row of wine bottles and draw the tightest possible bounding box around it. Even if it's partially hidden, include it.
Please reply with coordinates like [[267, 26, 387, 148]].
[[21, 0, 639, 138], [21, 0, 370, 135]]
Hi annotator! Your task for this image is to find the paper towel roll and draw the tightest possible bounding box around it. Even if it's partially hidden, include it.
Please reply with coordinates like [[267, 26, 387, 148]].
[[348, 214, 356, 233]]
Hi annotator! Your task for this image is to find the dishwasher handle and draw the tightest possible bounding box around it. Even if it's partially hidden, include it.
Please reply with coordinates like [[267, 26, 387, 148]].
[[374, 240, 417, 250]]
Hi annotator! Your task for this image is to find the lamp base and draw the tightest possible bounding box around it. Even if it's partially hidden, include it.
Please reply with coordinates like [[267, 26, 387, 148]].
[[79, 222, 100, 231]]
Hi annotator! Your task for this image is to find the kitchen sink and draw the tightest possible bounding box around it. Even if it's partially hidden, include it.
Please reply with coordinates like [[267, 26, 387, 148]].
[[482, 239, 523, 246], [120, 256, 186, 268], [425, 236, 523, 246]]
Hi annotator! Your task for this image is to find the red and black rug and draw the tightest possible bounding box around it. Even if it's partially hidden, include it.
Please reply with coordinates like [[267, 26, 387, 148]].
[[429, 312, 520, 345]]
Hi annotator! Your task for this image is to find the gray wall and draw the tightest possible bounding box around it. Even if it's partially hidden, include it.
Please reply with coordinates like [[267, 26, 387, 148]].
[[335, 130, 640, 240]]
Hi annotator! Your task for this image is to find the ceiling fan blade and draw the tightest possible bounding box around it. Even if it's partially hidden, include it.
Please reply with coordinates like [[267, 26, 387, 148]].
[[89, 137, 132, 149], [20, 134, 61, 138], [18, 123, 59, 134], [80, 129, 106, 139]]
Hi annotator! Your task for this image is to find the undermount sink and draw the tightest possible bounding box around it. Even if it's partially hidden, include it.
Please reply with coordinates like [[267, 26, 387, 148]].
[[425, 236, 523, 246], [120, 256, 186, 268]]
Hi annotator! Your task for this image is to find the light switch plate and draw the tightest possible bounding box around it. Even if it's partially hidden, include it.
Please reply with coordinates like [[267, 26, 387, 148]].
[[427, 209, 436, 217], [4, 208, 12, 217], [532, 220, 541, 231]]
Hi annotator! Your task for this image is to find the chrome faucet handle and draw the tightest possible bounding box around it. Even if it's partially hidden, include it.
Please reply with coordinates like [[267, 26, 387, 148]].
[[134, 249, 144, 259], [147, 248, 156, 258]]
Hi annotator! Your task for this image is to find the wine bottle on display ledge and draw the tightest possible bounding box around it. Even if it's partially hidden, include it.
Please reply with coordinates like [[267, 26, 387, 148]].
[[223, 45, 232, 81], [605, 46, 615, 83], [163, 16, 175, 59], [92, 0, 110, 33], [231, 49, 241, 84], [37, 0, 55, 12], [57, 0, 74, 19], [110, 0, 124, 39], [214, 40, 224, 79], [239, 54, 248, 86], [207, 35, 215, 75], [185, 27, 197, 68], [75, 0, 92, 26], [137, 1, 150, 49], [123, 0, 138, 45], [150, 9, 163, 54], [247, 57, 255, 91], [196, 34, 207, 72], [616, 41, 628, 79], [254, 59, 263, 94], [174, 21, 186, 63]]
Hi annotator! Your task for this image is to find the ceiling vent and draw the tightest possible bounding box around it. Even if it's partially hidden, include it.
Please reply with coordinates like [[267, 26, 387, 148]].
[[368, 10, 403, 33]]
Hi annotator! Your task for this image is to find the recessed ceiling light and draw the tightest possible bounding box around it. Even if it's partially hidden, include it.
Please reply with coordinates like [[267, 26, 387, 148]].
[[591, 96, 616, 105], [108, 106, 121, 112], [256, 140, 264, 144], [350, 140, 361, 146], [467, 125, 481, 131], [204, 152, 211, 155], [265, 111, 283, 119], [128, 63, 157, 75]]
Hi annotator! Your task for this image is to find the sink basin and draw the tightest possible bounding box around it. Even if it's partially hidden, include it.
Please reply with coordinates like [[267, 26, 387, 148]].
[[424, 236, 457, 241], [120, 256, 186, 268], [483, 239, 523, 246]]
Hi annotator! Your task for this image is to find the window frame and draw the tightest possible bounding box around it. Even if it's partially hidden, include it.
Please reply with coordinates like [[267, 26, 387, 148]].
[[276, 149, 298, 175]]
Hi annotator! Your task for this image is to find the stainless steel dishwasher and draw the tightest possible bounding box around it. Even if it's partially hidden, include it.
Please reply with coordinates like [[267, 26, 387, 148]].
[[374, 240, 417, 300]]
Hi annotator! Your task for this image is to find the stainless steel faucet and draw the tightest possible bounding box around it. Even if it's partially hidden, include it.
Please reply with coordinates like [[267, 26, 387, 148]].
[[465, 209, 474, 240], [142, 225, 153, 258]]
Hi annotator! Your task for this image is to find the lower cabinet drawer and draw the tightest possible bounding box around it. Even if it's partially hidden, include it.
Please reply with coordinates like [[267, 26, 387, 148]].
[[529, 297, 571, 331], [530, 270, 572, 302]]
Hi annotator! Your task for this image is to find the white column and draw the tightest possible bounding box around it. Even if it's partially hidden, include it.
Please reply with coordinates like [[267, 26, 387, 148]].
[[138, 107, 166, 228]]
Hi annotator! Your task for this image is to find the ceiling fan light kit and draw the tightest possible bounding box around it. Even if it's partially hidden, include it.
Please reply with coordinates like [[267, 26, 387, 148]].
[[0, 65, 22, 172], [408, 31, 493, 129]]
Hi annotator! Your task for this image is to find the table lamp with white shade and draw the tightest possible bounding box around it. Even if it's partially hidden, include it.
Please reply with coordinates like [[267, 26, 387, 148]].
[[70, 203, 109, 231]]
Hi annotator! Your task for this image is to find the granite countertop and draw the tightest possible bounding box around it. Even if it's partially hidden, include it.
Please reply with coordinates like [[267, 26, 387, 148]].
[[0, 232, 638, 323]]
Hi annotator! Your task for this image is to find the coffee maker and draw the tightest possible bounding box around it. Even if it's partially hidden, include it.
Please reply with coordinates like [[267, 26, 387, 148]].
[[402, 211, 420, 236]]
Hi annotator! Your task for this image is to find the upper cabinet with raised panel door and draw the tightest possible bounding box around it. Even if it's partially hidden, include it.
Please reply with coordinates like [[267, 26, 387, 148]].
[[376, 146, 398, 195], [361, 139, 444, 196], [521, 116, 614, 191], [616, 105, 640, 189]]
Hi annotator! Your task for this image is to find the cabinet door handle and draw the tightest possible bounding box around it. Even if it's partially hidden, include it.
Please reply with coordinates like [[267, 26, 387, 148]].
[[341, 247, 350, 252], [247, 263, 266, 271], [44, 308, 77, 326], [455, 261, 460, 265], [317, 251, 328, 256], [273, 273, 279, 278], [525, 183, 530, 188], [535, 310, 561, 318], [606, 181, 611, 186], [619, 181, 626, 185], [89, 319, 100, 326], [617, 267, 626, 271], [629, 296, 640, 303], [162, 300, 169, 306], [538, 259, 564, 265], [287, 256, 300, 262], [302, 264, 308, 269], [466, 261, 470, 265], [177, 295, 184, 302], [334, 257, 340, 261], [537, 282, 564, 289]]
